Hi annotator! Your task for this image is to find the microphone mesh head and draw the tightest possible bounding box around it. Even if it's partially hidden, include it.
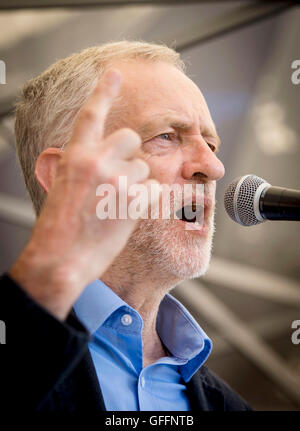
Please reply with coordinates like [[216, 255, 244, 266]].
[[224, 175, 267, 226]]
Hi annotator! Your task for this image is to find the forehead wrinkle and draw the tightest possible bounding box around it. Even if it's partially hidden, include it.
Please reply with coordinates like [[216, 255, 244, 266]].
[[106, 87, 221, 148]]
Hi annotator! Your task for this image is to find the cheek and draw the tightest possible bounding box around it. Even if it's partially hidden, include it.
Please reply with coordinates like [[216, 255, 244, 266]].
[[142, 142, 177, 159]]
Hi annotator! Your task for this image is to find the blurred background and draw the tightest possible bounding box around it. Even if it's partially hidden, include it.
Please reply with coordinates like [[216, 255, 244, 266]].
[[0, 0, 299, 411]]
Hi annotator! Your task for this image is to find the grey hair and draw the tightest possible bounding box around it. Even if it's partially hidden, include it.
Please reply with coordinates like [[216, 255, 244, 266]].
[[14, 40, 186, 216]]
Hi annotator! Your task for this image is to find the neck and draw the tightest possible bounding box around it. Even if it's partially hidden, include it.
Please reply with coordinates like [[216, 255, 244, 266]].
[[101, 246, 181, 366]]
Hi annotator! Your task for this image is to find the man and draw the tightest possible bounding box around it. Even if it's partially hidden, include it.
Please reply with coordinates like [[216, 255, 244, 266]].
[[0, 41, 251, 411]]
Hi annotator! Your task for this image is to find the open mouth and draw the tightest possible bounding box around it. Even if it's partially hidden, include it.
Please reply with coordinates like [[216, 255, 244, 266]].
[[175, 202, 204, 224]]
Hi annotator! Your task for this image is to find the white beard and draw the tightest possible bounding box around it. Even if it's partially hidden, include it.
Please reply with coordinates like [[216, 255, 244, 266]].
[[126, 210, 215, 281]]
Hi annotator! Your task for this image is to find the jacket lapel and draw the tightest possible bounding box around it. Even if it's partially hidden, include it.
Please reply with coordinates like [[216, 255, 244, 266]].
[[52, 309, 223, 412], [53, 348, 107, 411], [186, 367, 225, 411], [50, 309, 107, 411]]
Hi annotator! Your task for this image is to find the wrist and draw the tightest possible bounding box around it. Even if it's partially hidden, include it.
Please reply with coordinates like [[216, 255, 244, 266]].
[[9, 243, 84, 321]]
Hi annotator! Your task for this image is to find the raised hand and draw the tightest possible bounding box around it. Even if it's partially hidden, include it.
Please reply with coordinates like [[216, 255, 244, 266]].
[[9, 69, 159, 321]]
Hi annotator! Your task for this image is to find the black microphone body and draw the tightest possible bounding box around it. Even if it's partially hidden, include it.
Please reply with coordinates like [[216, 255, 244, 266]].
[[260, 187, 300, 221], [224, 174, 300, 226]]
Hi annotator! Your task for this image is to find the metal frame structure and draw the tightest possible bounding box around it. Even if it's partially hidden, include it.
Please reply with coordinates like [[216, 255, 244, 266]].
[[0, 0, 293, 11], [0, 0, 299, 407], [176, 280, 300, 406], [207, 257, 300, 307], [0, 1, 295, 120]]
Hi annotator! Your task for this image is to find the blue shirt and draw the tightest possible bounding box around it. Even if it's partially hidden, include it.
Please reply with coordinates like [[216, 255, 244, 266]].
[[73, 279, 212, 411]]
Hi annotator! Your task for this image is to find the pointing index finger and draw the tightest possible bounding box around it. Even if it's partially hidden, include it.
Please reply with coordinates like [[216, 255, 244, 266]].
[[68, 68, 122, 150]]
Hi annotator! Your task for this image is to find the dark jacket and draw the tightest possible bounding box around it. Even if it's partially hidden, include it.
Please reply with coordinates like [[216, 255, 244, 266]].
[[0, 273, 252, 412]]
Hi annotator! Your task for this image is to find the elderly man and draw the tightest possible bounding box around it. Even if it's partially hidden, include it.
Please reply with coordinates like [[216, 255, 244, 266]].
[[1, 41, 251, 411]]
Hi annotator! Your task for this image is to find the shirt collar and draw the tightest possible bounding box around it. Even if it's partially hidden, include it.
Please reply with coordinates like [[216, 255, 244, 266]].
[[74, 279, 212, 382], [73, 279, 127, 334], [157, 293, 212, 381]]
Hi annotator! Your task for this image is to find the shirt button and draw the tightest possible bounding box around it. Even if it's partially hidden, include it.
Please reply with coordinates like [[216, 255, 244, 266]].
[[121, 313, 132, 326], [140, 376, 145, 388]]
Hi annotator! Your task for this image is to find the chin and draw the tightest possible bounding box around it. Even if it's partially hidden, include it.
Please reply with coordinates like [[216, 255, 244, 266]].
[[128, 214, 215, 281], [155, 224, 214, 279]]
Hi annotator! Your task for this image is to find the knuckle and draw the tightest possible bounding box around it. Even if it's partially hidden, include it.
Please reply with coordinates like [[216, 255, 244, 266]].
[[80, 107, 97, 123], [132, 158, 150, 178], [84, 157, 102, 177], [120, 128, 141, 146], [67, 153, 100, 177]]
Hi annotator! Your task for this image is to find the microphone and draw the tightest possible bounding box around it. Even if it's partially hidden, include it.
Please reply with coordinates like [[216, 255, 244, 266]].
[[224, 174, 300, 226]]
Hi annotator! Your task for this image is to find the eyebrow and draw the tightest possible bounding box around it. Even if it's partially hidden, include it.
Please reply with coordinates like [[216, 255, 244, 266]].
[[138, 115, 221, 149], [138, 115, 191, 136]]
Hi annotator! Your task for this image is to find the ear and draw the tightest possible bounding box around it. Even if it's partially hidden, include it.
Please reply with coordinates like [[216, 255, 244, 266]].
[[35, 147, 63, 193]]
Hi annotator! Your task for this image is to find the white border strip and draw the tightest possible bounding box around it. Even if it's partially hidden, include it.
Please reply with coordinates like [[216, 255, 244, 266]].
[[253, 182, 271, 222]]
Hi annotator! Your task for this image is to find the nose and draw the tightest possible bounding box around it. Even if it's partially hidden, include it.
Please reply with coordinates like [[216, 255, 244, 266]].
[[181, 137, 225, 182]]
